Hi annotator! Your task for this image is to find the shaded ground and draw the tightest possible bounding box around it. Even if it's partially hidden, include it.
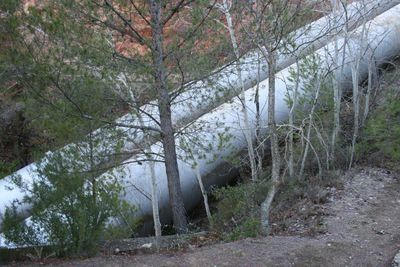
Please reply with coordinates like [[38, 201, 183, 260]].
[[14, 167, 399, 266]]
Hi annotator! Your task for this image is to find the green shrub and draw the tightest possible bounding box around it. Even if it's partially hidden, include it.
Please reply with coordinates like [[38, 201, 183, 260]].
[[0, 160, 18, 179], [358, 91, 400, 168], [226, 216, 260, 241], [2, 146, 134, 257], [211, 179, 271, 240]]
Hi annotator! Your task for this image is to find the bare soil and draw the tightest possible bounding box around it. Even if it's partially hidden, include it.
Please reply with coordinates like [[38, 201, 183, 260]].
[[10, 167, 399, 267]]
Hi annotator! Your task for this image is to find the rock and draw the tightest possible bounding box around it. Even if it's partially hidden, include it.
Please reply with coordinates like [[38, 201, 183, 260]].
[[140, 243, 153, 249], [393, 251, 400, 267], [375, 230, 385, 235]]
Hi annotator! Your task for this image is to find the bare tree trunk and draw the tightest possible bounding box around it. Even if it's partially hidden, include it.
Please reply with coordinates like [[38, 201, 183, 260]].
[[149, 160, 162, 237], [259, 48, 280, 235], [221, 0, 258, 182], [194, 159, 212, 225], [300, 76, 322, 178], [348, 63, 360, 169], [312, 121, 330, 172], [139, 116, 162, 238], [349, 9, 368, 170], [288, 60, 300, 179], [149, 0, 187, 233], [138, 112, 162, 237], [331, 36, 342, 163], [255, 51, 264, 175], [260, 181, 276, 235], [330, 0, 346, 164], [126, 82, 163, 238], [362, 52, 376, 125]]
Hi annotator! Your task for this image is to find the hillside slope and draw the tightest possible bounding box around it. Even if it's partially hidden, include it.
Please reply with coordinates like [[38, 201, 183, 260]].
[[29, 167, 399, 266]]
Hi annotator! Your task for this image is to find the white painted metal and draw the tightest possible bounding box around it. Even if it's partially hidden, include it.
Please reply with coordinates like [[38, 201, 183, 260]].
[[1, 0, 396, 174]]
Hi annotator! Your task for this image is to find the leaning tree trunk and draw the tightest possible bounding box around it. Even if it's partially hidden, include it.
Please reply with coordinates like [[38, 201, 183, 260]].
[[221, 0, 258, 182], [299, 75, 323, 179], [194, 159, 212, 225], [149, 0, 188, 234]]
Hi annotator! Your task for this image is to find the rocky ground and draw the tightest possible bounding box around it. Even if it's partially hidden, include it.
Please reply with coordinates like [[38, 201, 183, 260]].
[[9, 167, 399, 267]]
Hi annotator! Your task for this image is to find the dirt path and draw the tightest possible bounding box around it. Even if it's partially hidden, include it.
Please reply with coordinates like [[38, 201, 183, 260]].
[[16, 168, 400, 266]]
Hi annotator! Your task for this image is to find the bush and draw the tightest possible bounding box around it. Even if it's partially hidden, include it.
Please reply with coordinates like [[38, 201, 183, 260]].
[[357, 91, 400, 168], [226, 216, 260, 241], [211, 179, 271, 241], [0, 160, 18, 179], [2, 145, 134, 257]]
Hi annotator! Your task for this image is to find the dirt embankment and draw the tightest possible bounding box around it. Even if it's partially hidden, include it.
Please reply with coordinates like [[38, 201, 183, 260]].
[[24, 167, 398, 267]]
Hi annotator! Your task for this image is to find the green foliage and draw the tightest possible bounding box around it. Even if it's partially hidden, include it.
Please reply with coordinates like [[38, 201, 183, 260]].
[[226, 216, 260, 241], [1, 0, 228, 253], [0, 161, 18, 179], [0, 1, 24, 87], [2, 140, 134, 257], [1, 0, 129, 158], [284, 53, 336, 177], [358, 91, 400, 168], [287, 53, 333, 116], [211, 179, 270, 241], [103, 214, 144, 241]]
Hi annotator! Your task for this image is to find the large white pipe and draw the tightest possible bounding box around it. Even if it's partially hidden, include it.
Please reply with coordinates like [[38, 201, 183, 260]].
[[0, 0, 396, 187], [89, 0, 400, 154], [0, 1, 399, 231], [106, 4, 400, 229]]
